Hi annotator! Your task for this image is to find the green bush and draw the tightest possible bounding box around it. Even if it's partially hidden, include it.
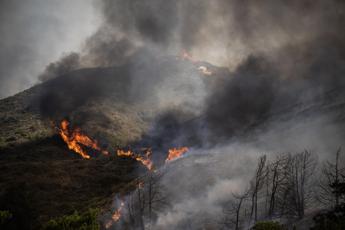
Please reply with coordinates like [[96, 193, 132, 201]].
[[252, 221, 284, 230], [0, 210, 12, 225], [43, 209, 100, 230]]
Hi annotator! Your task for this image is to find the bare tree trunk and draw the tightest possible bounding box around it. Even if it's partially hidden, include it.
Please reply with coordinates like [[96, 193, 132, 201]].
[[250, 155, 267, 222], [223, 189, 249, 230], [335, 148, 340, 206], [137, 187, 145, 230], [289, 151, 316, 219], [235, 195, 246, 230], [318, 148, 344, 208]]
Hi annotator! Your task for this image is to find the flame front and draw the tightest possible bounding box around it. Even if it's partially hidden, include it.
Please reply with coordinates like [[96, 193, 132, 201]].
[[59, 119, 108, 159], [117, 149, 153, 170], [105, 201, 125, 228], [112, 201, 125, 222], [165, 147, 189, 162]]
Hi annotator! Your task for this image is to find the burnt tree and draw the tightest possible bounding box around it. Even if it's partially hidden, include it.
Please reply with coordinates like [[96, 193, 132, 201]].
[[318, 148, 345, 207], [222, 189, 250, 230], [250, 155, 267, 222], [266, 154, 291, 217], [286, 151, 317, 219]]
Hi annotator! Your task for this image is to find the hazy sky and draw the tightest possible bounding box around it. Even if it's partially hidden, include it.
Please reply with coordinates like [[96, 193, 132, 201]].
[[0, 0, 101, 99]]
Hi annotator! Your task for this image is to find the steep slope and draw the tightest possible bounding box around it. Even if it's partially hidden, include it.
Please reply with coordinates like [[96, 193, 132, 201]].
[[0, 54, 214, 229], [1, 52, 345, 229]]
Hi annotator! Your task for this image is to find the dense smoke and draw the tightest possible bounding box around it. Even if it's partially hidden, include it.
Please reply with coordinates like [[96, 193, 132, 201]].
[[5, 0, 345, 229], [35, 0, 345, 116], [33, 0, 345, 158], [79, 1, 345, 229], [0, 0, 100, 99]]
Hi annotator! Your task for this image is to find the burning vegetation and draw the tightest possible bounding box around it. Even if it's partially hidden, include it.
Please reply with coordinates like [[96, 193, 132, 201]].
[[111, 201, 124, 222], [58, 119, 108, 159], [58, 119, 190, 170], [116, 149, 154, 171], [105, 200, 125, 229], [166, 147, 189, 162]]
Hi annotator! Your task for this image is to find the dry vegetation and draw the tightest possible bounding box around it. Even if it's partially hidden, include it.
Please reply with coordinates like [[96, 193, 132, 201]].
[[0, 84, 153, 229]]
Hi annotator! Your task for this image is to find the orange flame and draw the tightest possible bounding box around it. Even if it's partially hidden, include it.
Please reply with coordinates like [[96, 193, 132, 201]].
[[117, 149, 153, 170], [59, 119, 108, 159], [105, 201, 125, 228], [112, 201, 125, 222], [165, 147, 189, 162]]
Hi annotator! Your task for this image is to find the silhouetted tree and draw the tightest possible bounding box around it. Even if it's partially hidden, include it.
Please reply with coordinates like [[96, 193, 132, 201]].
[[318, 148, 345, 207], [286, 151, 317, 219], [250, 155, 267, 222], [266, 154, 291, 218], [223, 189, 250, 230], [123, 170, 167, 230]]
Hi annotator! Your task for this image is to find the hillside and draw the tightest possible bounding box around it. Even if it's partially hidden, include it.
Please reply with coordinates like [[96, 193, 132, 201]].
[[0, 54, 219, 228], [1, 53, 345, 229]]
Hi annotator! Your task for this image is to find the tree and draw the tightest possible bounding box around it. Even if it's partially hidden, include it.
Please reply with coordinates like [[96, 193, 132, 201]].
[[222, 189, 250, 230], [123, 170, 167, 230], [250, 155, 267, 222], [318, 148, 345, 207], [312, 149, 345, 230], [266, 154, 291, 217], [125, 182, 146, 230], [144, 170, 167, 228], [286, 151, 317, 219]]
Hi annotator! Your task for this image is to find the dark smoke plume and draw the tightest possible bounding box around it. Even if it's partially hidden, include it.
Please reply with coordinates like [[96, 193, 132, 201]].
[[5, 0, 344, 229]]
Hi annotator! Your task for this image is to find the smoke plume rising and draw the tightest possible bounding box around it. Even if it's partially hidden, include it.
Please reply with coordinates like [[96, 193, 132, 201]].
[[2, 0, 345, 229]]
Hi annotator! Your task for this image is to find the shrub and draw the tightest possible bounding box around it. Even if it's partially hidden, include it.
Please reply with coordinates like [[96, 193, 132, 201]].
[[43, 209, 100, 230], [0, 210, 12, 225], [252, 221, 284, 230]]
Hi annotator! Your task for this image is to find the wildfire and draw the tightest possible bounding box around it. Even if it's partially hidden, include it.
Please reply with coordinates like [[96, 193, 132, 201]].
[[105, 201, 125, 228], [112, 201, 125, 222], [198, 66, 212, 76], [117, 149, 153, 170], [58, 120, 190, 168], [58, 119, 108, 159], [165, 147, 189, 162]]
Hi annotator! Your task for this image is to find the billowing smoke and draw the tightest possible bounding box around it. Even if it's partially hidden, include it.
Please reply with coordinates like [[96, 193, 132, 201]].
[[33, 0, 345, 154], [0, 0, 100, 99], [22, 0, 345, 228]]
